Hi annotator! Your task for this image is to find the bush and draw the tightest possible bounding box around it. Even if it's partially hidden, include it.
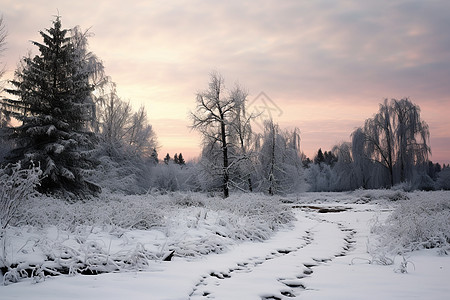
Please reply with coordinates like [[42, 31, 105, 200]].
[[437, 168, 450, 190], [1, 192, 295, 284], [372, 193, 450, 253], [0, 162, 42, 230]]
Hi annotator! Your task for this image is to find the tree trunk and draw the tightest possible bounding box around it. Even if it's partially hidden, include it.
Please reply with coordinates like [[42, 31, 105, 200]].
[[268, 123, 276, 195], [220, 117, 229, 198]]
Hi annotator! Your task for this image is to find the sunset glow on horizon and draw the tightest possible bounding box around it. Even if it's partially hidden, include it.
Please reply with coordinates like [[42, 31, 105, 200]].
[[1, 0, 449, 164]]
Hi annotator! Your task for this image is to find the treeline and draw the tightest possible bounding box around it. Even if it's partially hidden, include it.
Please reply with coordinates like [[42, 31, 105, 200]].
[[304, 98, 448, 192], [0, 17, 447, 200]]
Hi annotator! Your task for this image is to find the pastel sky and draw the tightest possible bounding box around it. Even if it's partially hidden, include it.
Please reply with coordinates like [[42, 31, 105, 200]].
[[1, 0, 449, 164]]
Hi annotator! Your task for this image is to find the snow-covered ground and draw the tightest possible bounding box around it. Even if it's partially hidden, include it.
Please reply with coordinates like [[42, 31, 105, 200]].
[[1, 191, 449, 299]]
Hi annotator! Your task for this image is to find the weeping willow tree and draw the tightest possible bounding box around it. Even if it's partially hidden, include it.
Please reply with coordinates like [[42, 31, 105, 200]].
[[353, 98, 430, 187]]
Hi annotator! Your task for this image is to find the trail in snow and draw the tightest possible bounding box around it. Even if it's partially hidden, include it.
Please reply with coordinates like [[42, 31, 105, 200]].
[[189, 208, 357, 300]]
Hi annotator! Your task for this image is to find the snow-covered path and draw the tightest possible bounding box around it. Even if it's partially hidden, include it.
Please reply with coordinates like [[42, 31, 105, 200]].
[[189, 209, 356, 300], [2, 203, 450, 299]]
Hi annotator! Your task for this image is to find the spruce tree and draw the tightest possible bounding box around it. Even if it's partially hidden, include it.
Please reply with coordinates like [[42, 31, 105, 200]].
[[314, 148, 325, 164], [1, 17, 99, 197], [177, 153, 185, 165], [163, 153, 170, 164], [173, 153, 179, 164]]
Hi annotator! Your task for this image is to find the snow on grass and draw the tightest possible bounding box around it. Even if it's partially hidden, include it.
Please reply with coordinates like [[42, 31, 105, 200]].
[[1, 192, 293, 284], [1, 190, 449, 299], [371, 190, 450, 254]]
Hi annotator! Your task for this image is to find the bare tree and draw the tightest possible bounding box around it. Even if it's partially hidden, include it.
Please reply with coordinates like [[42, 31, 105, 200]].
[[191, 71, 235, 198]]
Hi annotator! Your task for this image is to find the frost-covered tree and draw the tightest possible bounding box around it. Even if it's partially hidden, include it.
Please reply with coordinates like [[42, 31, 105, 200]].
[[69, 25, 107, 132], [437, 167, 450, 190], [305, 162, 333, 192], [256, 120, 305, 195], [191, 73, 258, 197], [91, 84, 157, 194], [1, 17, 99, 197], [228, 84, 257, 191], [191, 71, 235, 198], [351, 127, 374, 188], [0, 15, 6, 93], [96, 83, 157, 157], [354, 98, 430, 187], [390, 98, 430, 183], [98, 85, 132, 157], [330, 142, 355, 191], [0, 15, 11, 162], [257, 120, 279, 195], [128, 105, 156, 158]]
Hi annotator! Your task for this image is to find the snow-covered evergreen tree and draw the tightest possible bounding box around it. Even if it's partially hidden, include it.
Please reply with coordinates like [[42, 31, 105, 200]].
[[1, 17, 99, 197]]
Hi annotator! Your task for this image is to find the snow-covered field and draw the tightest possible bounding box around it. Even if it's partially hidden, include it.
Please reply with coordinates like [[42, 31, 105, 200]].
[[1, 190, 449, 299]]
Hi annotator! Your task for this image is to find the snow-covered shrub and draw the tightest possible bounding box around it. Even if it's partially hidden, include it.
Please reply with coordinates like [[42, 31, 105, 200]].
[[2, 192, 295, 283], [411, 172, 435, 191], [150, 163, 181, 192], [352, 188, 409, 202], [372, 193, 450, 253], [437, 168, 450, 190], [173, 193, 205, 207], [0, 162, 42, 230], [305, 164, 334, 192], [16, 194, 165, 231], [88, 153, 153, 195], [149, 163, 197, 193], [210, 193, 295, 238], [161, 193, 295, 258]]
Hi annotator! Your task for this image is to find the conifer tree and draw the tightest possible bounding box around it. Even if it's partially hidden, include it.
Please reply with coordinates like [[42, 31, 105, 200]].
[[177, 153, 185, 165], [173, 153, 179, 164], [164, 153, 170, 164], [150, 148, 159, 164], [1, 16, 99, 197], [314, 148, 325, 164]]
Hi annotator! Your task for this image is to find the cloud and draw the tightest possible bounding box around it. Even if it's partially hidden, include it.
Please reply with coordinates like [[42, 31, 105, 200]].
[[1, 0, 449, 163]]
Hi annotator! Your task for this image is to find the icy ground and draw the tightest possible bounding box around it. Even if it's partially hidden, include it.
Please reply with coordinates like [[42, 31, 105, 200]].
[[2, 191, 450, 299]]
